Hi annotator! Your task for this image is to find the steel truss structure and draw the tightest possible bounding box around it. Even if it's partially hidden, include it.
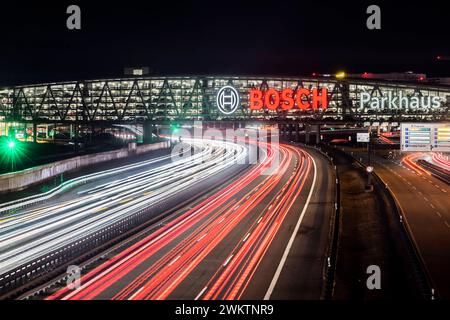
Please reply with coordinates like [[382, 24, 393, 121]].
[[0, 76, 449, 124]]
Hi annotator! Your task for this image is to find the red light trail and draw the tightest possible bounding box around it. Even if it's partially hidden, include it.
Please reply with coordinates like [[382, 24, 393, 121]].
[[47, 142, 315, 300]]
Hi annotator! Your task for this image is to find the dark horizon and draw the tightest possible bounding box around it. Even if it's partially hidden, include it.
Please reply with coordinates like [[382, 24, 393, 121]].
[[1, 0, 448, 86]]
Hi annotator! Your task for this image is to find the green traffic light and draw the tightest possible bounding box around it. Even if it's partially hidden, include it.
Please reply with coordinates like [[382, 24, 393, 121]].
[[1, 138, 29, 173], [171, 124, 180, 133]]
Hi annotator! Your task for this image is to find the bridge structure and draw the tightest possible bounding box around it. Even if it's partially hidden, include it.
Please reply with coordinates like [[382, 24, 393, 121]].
[[0, 76, 449, 142]]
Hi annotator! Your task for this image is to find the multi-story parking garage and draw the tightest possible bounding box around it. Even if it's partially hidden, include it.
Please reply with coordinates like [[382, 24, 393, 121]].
[[0, 76, 449, 141]]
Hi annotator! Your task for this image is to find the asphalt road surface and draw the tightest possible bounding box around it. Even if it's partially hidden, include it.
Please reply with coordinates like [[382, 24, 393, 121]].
[[340, 147, 450, 299]]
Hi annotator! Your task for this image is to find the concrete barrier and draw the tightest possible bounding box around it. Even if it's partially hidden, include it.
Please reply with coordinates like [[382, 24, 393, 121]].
[[0, 141, 170, 193]]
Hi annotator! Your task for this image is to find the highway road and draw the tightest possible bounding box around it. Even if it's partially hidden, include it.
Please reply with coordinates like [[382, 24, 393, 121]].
[[340, 147, 450, 299], [0, 138, 248, 294], [46, 143, 335, 300]]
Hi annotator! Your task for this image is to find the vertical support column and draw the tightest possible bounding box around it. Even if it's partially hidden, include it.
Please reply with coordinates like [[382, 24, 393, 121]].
[[143, 121, 154, 144], [73, 124, 79, 151], [315, 124, 321, 144], [305, 124, 310, 144], [89, 124, 93, 144], [295, 123, 300, 142], [33, 122, 37, 143]]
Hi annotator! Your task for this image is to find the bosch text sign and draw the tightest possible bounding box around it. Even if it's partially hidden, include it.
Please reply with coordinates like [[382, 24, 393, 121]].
[[249, 88, 328, 111]]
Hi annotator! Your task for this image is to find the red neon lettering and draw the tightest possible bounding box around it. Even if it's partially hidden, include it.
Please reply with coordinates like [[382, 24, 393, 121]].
[[264, 88, 280, 110], [296, 88, 311, 110], [249, 89, 263, 110], [248, 87, 328, 111], [312, 88, 328, 110], [281, 88, 294, 110]]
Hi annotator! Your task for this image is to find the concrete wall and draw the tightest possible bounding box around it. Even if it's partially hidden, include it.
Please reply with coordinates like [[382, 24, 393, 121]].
[[0, 141, 170, 193]]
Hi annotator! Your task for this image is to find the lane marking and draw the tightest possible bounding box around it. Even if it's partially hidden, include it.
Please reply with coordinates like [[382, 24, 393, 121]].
[[128, 286, 145, 300], [195, 286, 208, 300], [168, 255, 181, 266], [197, 233, 208, 242], [264, 153, 317, 300], [223, 254, 234, 267]]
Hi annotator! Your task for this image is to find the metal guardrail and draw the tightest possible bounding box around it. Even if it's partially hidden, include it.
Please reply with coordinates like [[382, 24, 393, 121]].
[[316, 146, 340, 300]]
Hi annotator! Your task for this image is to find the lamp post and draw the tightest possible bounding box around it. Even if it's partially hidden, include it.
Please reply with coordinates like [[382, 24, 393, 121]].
[[365, 132, 373, 192]]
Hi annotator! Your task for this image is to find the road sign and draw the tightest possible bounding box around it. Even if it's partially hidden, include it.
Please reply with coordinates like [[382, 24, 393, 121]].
[[357, 132, 370, 142], [401, 123, 450, 152]]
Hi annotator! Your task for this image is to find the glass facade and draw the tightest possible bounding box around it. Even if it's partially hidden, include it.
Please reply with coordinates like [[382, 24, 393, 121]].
[[0, 76, 448, 123]]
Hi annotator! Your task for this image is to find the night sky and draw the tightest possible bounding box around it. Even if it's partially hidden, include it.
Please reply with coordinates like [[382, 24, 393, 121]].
[[0, 0, 448, 86]]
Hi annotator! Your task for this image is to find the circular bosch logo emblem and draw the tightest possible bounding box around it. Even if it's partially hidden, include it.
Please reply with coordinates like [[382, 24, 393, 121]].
[[216, 85, 240, 114]]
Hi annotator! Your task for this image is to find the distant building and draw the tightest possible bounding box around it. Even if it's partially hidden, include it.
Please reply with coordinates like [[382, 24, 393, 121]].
[[124, 67, 150, 76], [348, 71, 427, 82]]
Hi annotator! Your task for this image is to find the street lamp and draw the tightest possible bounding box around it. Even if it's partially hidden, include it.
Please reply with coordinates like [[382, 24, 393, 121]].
[[7, 141, 15, 149], [336, 71, 346, 79], [365, 133, 374, 192]]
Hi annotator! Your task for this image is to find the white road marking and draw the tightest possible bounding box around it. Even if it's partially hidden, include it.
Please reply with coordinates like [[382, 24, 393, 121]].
[[168, 255, 181, 266], [264, 154, 317, 300], [223, 254, 234, 267], [128, 286, 145, 300], [194, 286, 208, 300]]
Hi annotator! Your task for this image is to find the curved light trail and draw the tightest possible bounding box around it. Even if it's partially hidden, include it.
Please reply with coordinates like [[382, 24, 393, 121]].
[[0, 138, 247, 283], [402, 153, 432, 176], [431, 153, 450, 171], [47, 142, 316, 300]]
